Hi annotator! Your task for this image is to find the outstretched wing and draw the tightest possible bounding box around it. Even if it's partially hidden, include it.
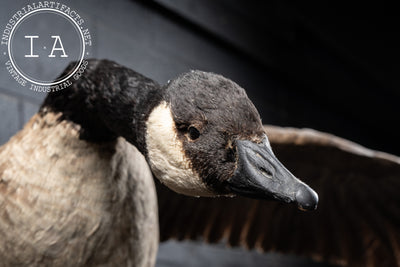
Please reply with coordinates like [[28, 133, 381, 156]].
[[156, 125, 400, 267]]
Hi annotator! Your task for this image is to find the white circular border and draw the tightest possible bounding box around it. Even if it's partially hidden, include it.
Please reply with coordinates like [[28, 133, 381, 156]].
[[7, 8, 85, 86]]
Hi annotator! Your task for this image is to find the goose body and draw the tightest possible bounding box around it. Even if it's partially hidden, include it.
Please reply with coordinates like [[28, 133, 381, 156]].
[[0, 59, 317, 266], [1, 59, 399, 267]]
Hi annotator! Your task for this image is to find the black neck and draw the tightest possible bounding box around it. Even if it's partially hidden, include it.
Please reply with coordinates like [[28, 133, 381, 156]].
[[40, 59, 163, 157]]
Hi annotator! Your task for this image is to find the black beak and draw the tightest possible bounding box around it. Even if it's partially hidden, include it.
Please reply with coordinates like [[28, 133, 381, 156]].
[[224, 137, 318, 211]]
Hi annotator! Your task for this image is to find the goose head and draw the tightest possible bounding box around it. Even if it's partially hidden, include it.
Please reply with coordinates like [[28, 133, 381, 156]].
[[146, 70, 318, 211]]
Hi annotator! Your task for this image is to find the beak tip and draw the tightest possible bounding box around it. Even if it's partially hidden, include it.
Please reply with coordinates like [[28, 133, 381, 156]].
[[295, 184, 319, 211]]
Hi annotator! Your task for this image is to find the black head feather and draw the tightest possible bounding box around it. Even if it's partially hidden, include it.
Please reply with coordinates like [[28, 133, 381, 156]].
[[165, 70, 265, 191]]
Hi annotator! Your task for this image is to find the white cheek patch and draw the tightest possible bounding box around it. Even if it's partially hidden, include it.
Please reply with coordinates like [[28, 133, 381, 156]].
[[146, 101, 215, 197]]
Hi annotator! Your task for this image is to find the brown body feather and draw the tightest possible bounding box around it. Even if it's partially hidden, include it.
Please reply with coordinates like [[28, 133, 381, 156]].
[[0, 112, 158, 267]]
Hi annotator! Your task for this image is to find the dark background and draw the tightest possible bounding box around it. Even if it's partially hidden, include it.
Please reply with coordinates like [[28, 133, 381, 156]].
[[0, 1, 398, 266]]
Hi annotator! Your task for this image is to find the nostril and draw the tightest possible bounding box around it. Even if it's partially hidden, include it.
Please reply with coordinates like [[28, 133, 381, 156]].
[[259, 167, 273, 179], [295, 184, 319, 211]]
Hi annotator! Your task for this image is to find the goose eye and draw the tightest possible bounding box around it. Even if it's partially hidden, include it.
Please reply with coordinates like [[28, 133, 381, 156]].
[[188, 126, 200, 140]]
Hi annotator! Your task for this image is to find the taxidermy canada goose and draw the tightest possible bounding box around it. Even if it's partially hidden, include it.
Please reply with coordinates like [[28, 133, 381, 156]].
[[0, 59, 398, 267]]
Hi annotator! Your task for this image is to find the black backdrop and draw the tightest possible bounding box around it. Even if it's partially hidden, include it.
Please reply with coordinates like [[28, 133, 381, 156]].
[[141, 0, 399, 155]]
